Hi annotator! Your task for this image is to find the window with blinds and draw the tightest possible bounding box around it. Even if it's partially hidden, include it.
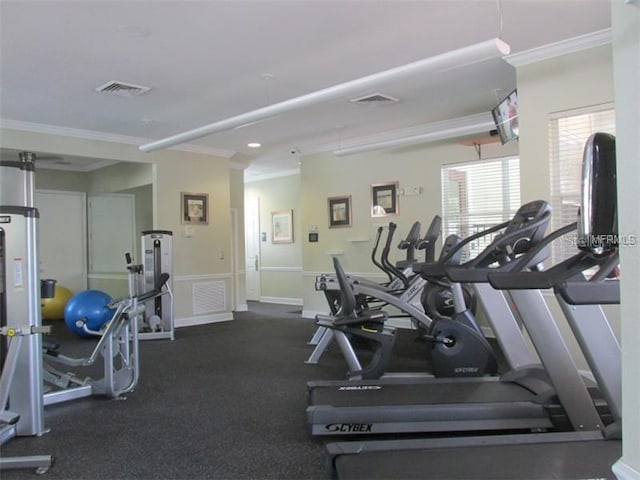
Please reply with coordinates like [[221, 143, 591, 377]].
[[441, 157, 521, 261], [548, 105, 615, 263]]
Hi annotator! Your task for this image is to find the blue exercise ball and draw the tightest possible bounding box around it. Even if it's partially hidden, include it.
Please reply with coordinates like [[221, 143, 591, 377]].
[[64, 290, 114, 338]]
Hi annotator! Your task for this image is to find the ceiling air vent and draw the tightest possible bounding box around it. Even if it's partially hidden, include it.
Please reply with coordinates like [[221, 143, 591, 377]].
[[95, 80, 151, 97], [350, 92, 399, 104]]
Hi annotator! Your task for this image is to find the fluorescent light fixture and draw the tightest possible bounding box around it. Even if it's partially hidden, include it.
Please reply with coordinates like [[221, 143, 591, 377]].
[[139, 38, 510, 153], [247, 142, 261, 148], [332, 113, 495, 156]]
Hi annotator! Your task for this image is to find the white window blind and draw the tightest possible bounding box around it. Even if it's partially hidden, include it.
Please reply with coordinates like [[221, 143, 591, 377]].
[[441, 157, 520, 261], [549, 105, 615, 263]]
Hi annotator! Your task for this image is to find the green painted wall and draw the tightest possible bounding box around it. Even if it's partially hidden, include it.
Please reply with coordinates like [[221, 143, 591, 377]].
[[34, 168, 87, 191], [245, 173, 303, 304], [300, 140, 517, 314]]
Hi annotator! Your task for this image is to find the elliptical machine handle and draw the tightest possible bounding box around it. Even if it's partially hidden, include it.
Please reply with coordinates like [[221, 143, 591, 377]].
[[371, 226, 392, 282], [381, 223, 410, 288]]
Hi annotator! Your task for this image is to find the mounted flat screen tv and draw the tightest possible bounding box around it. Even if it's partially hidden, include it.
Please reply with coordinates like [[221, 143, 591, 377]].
[[491, 89, 519, 145]]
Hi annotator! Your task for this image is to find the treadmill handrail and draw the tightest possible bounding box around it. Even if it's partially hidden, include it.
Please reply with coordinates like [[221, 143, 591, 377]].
[[496, 222, 577, 275], [439, 220, 509, 266], [458, 210, 553, 270], [556, 277, 620, 305], [415, 223, 510, 281], [487, 229, 619, 292]]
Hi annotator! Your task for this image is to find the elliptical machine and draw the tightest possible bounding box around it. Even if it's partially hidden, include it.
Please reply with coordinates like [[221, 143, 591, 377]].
[[317, 199, 553, 380], [418, 200, 552, 377]]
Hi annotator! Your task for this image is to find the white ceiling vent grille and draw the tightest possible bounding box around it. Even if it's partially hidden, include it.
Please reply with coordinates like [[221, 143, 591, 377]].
[[350, 92, 399, 104], [95, 80, 151, 97]]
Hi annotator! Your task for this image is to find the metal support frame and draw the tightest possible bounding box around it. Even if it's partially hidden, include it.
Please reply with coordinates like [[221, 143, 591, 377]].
[[0, 327, 53, 474], [508, 289, 604, 431]]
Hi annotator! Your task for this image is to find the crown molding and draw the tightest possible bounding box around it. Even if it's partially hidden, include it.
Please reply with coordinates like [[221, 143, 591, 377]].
[[0, 118, 236, 159], [38, 159, 120, 173], [504, 28, 612, 68], [244, 167, 300, 183], [229, 160, 249, 170]]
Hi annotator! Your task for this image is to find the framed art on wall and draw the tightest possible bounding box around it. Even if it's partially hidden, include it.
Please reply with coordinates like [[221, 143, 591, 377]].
[[272, 210, 293, 243], [328, 195, 352, 228], [181, 192, 209, 225], [371, 181, 398, 217]]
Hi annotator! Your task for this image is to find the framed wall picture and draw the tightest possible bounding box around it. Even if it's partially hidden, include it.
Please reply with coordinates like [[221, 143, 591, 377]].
[[272, 210, 294, 244], [371, 181, 399, 217], [328, 195, 352, 228], [181, 192, 209, 225]]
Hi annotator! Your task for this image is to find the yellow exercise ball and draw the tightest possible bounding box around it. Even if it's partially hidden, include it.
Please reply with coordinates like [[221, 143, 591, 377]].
[[41, 285, 73, 320]]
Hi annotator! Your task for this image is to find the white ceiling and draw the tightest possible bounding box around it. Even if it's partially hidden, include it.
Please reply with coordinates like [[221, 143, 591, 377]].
[[0, 1, 612, 180]]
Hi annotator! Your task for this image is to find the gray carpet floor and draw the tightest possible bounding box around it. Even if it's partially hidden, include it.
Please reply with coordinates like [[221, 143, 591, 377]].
[[1, 302, 430, 480]]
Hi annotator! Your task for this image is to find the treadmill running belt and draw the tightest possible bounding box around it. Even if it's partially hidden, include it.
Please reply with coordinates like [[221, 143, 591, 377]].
[[331, 438, 621, 479], [310, 380, 535, 407]]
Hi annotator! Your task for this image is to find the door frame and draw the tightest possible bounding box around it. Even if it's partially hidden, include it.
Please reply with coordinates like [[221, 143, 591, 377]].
[[245, 195, 261, 301]]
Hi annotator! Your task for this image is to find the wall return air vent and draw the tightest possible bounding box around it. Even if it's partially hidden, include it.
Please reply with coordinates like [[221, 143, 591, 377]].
[[95, 80, 151, 97]]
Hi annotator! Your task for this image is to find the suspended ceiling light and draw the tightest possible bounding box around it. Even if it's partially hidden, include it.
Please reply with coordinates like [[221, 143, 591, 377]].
[[139, 38, 510, 153]]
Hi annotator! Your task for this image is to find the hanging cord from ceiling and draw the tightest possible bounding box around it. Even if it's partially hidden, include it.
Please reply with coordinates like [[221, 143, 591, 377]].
[[496, 0, 504, 39], [473, 143, 482, 161]]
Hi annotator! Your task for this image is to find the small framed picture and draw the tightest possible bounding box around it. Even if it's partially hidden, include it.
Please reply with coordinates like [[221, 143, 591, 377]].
[[181, 192, 209, 225], [272, 210, 294, 244], [371, 181, 399, 217], [328, 195, 352, 228]]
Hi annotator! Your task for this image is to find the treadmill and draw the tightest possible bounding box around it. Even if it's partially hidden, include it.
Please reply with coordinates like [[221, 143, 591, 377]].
[[307, 199, 607, 437], [324, 132, 621, 479]]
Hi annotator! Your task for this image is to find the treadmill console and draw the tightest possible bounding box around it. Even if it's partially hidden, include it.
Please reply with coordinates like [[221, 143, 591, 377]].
[[578, 132, 617, 256], [500, 200, 552, 255]]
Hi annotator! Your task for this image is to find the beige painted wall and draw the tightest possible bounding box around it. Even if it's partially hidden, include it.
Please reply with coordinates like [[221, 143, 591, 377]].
[[152, 152, 234, 321], [1, 127, 238, 324], [86, 161, 152, 195], [517, 44, 614, 203], [31, 163, 154, 297]]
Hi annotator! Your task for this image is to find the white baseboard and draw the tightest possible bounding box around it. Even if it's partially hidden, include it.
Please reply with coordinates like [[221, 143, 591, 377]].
[[175, 312, 234, 328], [613, 459, 640, 480], [234, 303, 249, 312], [259, 296, 303, 306]]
